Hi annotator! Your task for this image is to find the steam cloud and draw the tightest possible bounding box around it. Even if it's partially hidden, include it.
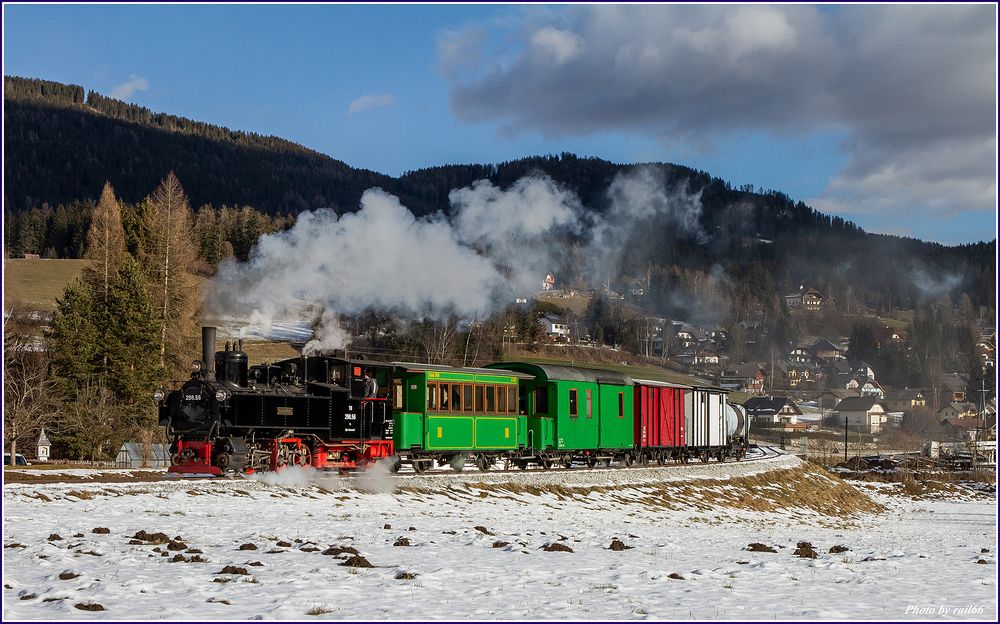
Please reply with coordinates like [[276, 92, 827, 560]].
[[204, 167, 706, 350]]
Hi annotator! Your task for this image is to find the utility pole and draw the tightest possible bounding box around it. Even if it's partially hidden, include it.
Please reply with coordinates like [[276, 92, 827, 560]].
[[843, 416, 849, 463]]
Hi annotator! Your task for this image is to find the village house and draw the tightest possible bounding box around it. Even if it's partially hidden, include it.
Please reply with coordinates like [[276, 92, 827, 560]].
[[743, 396, 803, 428], [542, 274, 555, 291], [873, 326, 906, 347], [884, 388, 927, 413], [824, 358, 854, 388], [810, 338, 847, 361], [784, 285, 825, 311], [936, 401, 979, 421], [720, 363, 767, 396], [693, 345, 721, 366], [846, 377, 884, 399], [817, 388, 858, 410], [835, 396, 888, 434], [788, 343, 815, 365], [538, 315, 571, 343]]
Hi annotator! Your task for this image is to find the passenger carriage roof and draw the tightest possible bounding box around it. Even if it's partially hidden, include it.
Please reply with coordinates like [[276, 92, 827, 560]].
[[486, 362, 633, 386], [392, 362, 535, 379]]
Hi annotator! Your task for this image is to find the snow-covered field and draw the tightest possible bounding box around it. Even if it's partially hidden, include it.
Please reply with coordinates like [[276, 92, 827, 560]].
[[2, 458, 996, 620]]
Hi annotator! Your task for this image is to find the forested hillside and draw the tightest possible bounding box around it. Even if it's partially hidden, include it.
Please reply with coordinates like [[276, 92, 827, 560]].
[[3, 75, 996, 315]]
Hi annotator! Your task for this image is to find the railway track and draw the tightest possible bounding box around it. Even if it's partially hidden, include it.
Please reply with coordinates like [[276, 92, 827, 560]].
[[371, 444, 784, 478]]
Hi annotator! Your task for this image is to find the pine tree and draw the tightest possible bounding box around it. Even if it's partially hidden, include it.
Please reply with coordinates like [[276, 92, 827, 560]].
[[141, 172, 199, 377], [48, 279, 100, 395], [104, 257, 162, 411], [82, 182, 127, 302]]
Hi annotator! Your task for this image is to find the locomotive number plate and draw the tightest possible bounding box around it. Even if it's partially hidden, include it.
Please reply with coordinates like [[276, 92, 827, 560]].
[[276, 406, 294, 416]]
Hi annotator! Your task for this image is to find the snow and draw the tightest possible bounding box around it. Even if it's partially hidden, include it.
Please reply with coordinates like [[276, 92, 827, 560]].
[[11, 468, 167, 479], [2, 458, 996, 620]]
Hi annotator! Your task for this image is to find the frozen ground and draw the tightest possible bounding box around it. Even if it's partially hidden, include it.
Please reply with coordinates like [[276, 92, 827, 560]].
[[2, 458, 996, 620]]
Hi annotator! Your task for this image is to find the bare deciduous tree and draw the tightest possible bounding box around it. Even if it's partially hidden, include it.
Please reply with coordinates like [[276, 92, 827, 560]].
[[3, 319, 56, 460], [63, 382, 124, 464]]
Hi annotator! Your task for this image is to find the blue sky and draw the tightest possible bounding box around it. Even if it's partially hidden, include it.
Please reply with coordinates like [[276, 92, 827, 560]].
[[3, 3, 996, 245]]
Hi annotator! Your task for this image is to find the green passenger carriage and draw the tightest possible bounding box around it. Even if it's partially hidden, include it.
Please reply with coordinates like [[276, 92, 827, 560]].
[[391, 363, 531, 472]]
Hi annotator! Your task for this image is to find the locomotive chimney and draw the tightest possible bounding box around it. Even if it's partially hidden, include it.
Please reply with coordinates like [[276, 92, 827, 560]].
[[202, 326, 217, 378]]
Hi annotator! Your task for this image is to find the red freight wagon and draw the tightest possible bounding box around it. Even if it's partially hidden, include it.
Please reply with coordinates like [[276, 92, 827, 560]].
[[633, 380, 687, 453]]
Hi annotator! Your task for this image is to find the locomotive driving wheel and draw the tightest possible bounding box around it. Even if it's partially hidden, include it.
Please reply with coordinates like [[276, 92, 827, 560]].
[[475, 454, 491, 472]]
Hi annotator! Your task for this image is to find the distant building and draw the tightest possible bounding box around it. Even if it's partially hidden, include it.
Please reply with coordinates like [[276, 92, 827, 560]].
[[784, 285, 825, 311], [538, 315, 571, 342], [817, 388, 858, 411], [744, 396, 802, 427], [721, 363, 767, 396], [937, 402, 979, 421], [884, 389, 927, 413], [835, 396, 887, 434]]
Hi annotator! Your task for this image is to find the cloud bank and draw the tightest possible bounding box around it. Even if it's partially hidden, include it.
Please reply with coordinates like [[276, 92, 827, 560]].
[[443, 5, 996, 235]]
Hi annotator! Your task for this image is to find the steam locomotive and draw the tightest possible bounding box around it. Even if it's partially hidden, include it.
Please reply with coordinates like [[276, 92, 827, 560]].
[[156, 327, 747, 475]]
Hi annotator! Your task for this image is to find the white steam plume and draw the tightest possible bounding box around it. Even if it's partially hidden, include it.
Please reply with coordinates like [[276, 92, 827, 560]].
[[205, 169, 706, 345]]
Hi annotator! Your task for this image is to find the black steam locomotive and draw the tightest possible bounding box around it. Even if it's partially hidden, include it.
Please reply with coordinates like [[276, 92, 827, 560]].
[[156, 327, 396, 475]]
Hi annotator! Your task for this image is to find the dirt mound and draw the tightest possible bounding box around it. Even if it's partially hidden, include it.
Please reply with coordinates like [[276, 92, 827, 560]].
[[794, 542, 818, 558], [541, 543, 574, 552], [395, 571, 417, 580], [609, 538, 633, 551], [668, 573, 684, 580], [492, 541, 510, 548], [47, 534, 62, 541], [341, 555, 373, 568], [276, 541, 292, 547], [829, 545, 850, 554], [218, 566, 249, 575], [746, 543, 777, 553], [238, 543, 257, 550], [474, 526, 494, 535], [393, 537, 411, 547], [74, 602, 105, 611], [58, 571, 80, 580], [167, 541, 187, 551], [322, 545, 360, 556], [132, 531, 170, 544]]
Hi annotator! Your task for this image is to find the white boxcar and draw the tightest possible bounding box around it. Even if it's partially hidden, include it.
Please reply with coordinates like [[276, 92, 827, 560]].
[[686, 388, 727, 449]]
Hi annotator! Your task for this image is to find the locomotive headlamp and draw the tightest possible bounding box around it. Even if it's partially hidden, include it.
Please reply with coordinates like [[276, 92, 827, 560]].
[[153, 389, 165, 402], [191, 360, 202, 373], [215, 389, 230, 402]]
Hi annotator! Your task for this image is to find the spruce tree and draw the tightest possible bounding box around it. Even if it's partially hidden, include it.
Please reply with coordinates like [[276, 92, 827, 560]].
[[48, 279, 99, 395], [104, 257, 162, 410]]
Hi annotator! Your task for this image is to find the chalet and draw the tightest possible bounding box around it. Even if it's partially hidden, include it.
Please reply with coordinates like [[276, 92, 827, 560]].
[[784, 286, 825, 311], [721, 363, 766, 396], [852, 363, 877, 381], [937, 402, 978, 421], [705, 329, 729, 345], [817, 388, 858, 410], [788, 343, 815, 365], [743, 396, 802, 427], [835, 396, 888, 434], [884, 389, 927, 413], [938, 418, 985, 442], [538, 315, 571, 342], [693, 346, 721, 366], [810, 338, 846, 362], [542, 274, 555, 291]]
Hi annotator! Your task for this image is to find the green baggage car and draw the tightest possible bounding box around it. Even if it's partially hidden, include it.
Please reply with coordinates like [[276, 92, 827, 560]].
[[485, 362, 635, 468]]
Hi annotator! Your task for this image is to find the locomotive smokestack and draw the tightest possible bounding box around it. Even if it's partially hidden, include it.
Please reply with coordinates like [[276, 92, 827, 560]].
[[202, 326, 217, 378]]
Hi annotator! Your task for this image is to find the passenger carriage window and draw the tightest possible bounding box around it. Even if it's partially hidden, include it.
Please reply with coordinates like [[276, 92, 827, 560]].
[[569, 389, 578, 418], [486, 386, 495, 412], [427, 383, 438, 410], [498, 385, 507, 413], [452, 385, 462, 413], [475, 385, 485, 413], [440, 383, 450, 411], [509, 386, 518, 414], [463, 384, 473, 412], [618, 392, 625, 419], [585, 389, 592, 419]]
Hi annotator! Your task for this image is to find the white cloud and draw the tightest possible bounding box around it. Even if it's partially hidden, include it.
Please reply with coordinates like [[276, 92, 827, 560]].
[[348, 93, 396, 114], [445, 5, 997, 229], [529, 26, 583, 65], [109, 74, 148, 100], [437, 26, 488, 77]]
